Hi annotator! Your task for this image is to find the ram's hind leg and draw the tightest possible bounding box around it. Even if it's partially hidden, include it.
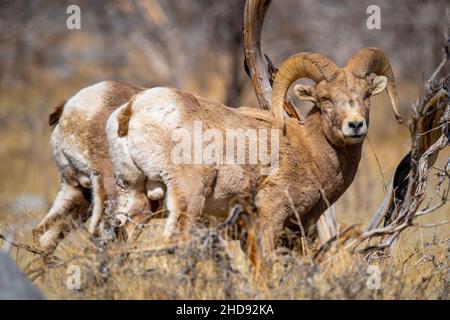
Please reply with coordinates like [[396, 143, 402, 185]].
[[88, 174, 107, 236], [33, 183, 90, 253]]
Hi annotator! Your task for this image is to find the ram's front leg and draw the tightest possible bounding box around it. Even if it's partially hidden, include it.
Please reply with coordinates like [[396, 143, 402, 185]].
[[119, 188, 153, 242], [255, 191, 291, 259], [256, 187, 321, 259], [163, 182, 206, 238], [162, 168, 216, 238]]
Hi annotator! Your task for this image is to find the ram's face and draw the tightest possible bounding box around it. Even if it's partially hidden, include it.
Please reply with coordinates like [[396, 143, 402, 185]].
[[295, 70, 387, 146]]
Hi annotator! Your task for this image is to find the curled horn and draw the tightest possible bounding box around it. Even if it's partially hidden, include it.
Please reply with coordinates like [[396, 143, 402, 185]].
[[271, 53, 338, 133], [346, 47, 403, 123]]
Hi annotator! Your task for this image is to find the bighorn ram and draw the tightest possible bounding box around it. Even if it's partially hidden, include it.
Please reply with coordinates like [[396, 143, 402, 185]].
[[108, 46, 401, 257], [33, 81, 145, 252]]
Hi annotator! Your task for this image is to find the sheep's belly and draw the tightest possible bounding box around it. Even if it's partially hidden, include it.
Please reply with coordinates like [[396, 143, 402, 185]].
[[203, 195, 233, 221]]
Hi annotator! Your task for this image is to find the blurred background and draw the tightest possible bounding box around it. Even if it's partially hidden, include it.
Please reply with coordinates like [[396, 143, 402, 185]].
[[0, 0, 449, 247]]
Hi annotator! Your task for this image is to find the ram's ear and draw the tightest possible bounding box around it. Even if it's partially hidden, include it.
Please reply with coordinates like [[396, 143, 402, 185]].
[[294, 84, 317, 103], [371, 75, 388, 96]]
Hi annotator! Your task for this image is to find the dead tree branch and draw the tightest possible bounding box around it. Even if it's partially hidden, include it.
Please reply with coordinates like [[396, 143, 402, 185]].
[[356, 21, 450, 254]]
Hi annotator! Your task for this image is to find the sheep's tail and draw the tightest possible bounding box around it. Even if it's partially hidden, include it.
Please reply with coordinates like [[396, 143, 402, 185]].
[[117, 99, 133, 137], [49, 101, 66, 128]]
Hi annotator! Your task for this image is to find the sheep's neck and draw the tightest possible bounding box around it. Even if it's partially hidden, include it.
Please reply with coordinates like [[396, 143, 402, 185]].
[[301, 110, 363, 203]]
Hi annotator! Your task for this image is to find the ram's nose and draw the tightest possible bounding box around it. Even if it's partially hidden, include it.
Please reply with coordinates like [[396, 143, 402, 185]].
[[342, 116, 367, 138]]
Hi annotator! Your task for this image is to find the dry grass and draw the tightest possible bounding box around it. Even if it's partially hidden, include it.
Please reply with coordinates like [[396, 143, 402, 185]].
[[1, 216, 448, 300]]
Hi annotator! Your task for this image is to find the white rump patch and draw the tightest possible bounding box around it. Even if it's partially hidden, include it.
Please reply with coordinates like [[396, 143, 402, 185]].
[[131, 87, 182, 130], [64, 81, 110, 120]]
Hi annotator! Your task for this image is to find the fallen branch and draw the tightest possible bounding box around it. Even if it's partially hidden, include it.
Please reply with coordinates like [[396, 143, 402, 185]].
[[0, 233, 61, 262]]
